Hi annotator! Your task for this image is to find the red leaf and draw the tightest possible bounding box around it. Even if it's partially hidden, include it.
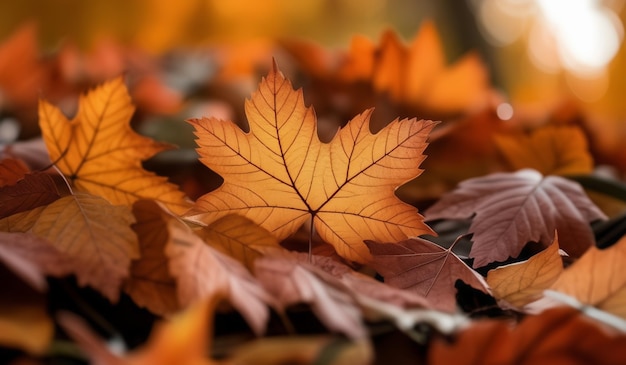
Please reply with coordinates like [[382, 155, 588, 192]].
[[0, 173, 62, 219], [254, 255, 367, 339], [425, 169, 606, 267], [365, 238, 490, 312]]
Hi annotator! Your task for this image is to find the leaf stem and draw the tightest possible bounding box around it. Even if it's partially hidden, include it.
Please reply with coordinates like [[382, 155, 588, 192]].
[[308, 214, 315, 264]]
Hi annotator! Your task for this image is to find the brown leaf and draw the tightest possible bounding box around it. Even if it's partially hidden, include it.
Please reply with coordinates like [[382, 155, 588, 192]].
[[0, 172, 62, 219], [166, 213, 271, 335], [495, 125, 594, 176], [124, 200, 180, 317], [428, 307, 626, 365], [366, 238, 490, 312], [186, 62, 436, 263], [0, 232, 74, 288], [551, 235, 626, 319], [254, 255, 367, 339], [425, 169, 606, 267], [196, 214, 283, 271], [0, 158, 30, 186], [486, 234, 563, 308], [0, 193, 139, 302], [38, 77, 191, 214]]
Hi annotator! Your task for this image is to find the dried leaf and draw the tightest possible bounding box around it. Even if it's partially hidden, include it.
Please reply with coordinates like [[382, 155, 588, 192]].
[[0, 158, 30, 186], [166, 213, 271, 335], [186, 62, 436, 263], [425, 169, 606, 267], [495, 125, 594, 176], [366, 238, 490, 312], [486, 234, 563, 308], [124, 200, 179, 316], [0, 173, 62, 219], [0, 232, 74, 288], [254, 255, 366, 339], [428, 307, 626, 365], [196, 214, 283, 271], [38, 77, 191, 214], [551, 235, 626, 319], [0, 193, 139, 302]]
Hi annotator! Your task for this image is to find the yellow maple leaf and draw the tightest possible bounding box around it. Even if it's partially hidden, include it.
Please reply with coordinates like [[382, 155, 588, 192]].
[[185, 63, 436, 263], [38, 77, 191, 214]]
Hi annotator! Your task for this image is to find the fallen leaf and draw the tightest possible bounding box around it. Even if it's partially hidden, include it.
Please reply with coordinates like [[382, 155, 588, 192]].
[[185, 62, 436, 263], [495, 125, 594, 176], [338, 21, 490, 115], [365, 238, 490, 312], [0, 232, 74, 287], [58, 296, 220, 365], [551, 234, 626, 319], [0, 172, 62, 219], [254, 255, 366, 339], [196, 214, 283, 271], [428, 307, 626, 365], [0, 193, 139, 302], [38, 77, 191, 214], [425, 169, 606, 267], [166, 212, 272, 335], [124, 200, 180, 317], [0, 158, 30, 186], [486, 234, 563, 308]]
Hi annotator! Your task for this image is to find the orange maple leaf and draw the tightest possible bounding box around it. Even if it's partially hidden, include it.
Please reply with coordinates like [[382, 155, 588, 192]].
[[185, 63, 437, 263], [38, 77, 191, 214]]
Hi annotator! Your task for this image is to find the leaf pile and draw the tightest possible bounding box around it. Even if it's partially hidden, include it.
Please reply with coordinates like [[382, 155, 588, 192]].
[[2, 20, 626, 365]]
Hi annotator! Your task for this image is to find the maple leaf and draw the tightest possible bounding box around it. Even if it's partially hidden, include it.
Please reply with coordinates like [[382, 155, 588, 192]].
[[0, 172, 62, 219], [365, 238, 490, 312], [165, 210, 272, 335], [494, 125, 594, 176], [38, 77, 191, 214], [425, 169, 606, 267], [338, 21, 490, 115], [486, 234, 563, 308], [0, 193, 139, 301], [185, 63, 436, 263], [254, 255, 367, 339], [124, 200, 180, 317], [428, 307, 626, 365], [550, 234, 626, 319]]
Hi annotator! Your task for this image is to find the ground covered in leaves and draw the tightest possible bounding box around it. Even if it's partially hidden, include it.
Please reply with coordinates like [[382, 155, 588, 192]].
[[2, 21, 626, 365]]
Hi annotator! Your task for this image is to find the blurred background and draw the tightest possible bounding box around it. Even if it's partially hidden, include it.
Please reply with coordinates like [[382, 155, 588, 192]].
[[1, 0, 625, 186], [0, 0, 624, 115]]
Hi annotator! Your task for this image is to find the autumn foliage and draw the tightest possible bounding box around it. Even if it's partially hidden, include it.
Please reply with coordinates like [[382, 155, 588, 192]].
[[1, 20, 626, 365]]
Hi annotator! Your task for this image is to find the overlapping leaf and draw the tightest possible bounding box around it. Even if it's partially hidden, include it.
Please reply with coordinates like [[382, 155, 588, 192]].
[[165, 211, 272, 335], [425, 169, 606, 267], [366, 238, 490, 312], [185, 63, 436, 263], [0, 193, 139, 301], [494, 125, 594, 176], [551, 234, 626, 319], [0, 158, 29, 186], [486, 234, 563, 308], [38, 77, 191, 214]]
